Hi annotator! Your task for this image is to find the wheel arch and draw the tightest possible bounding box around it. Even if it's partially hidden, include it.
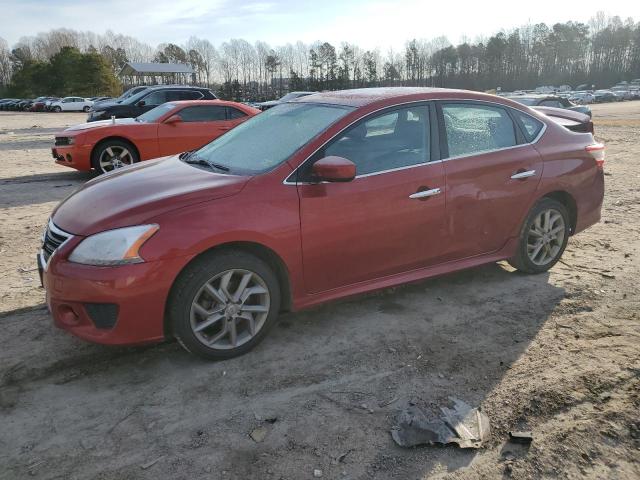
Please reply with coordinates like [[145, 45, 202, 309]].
[[163, 240, 293, 337], [541, 190, 577, 234], [90, 136, 141, 170]]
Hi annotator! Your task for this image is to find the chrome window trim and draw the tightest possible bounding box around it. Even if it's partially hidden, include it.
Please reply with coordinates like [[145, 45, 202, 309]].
[[282, 97, 548, 185]]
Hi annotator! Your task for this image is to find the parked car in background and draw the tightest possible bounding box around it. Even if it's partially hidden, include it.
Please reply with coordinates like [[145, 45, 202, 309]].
[[29, 97, 55, 112], [0, 99, 21, 110], [593, 90, 619, 103], [533, 106, 594, 134], [87, 85, 217, 122], [45, 98, 61, 111], [569, 91, 595, 104], [610, 87, 634, 101], [506, 94, 591, 117], [53, 100, 258, 174], [256, 91, 317, 110], [40, 87, 604, 359], [49, 97, 94, 113]]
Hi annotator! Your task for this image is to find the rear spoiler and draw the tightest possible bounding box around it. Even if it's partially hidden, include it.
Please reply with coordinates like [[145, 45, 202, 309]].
[[532, 106, 594, 134]]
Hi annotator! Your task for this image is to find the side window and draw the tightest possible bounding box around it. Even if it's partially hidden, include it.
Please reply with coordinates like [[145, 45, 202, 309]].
[[227, 107, 247, 120], [173, 90, 204, 101], [178, 106, 226, 122], [442, 103, 516, 157], [323, 105, 430, 176], [513, 110, 544, 143], [142, 91, 168, 106]]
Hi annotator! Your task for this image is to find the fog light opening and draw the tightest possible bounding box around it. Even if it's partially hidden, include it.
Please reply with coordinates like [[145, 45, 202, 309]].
[[57, 304, 80, 326]]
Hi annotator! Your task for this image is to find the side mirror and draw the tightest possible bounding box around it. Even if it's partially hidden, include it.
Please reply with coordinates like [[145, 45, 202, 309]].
[[312, 156, 356, 183], [164, 114, 182, 125], [136, 100, 146, 107]]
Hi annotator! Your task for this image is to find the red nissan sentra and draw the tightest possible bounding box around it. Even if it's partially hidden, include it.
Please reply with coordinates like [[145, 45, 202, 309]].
[[51, 100, 259, 174], [39, 88, 604, 359]]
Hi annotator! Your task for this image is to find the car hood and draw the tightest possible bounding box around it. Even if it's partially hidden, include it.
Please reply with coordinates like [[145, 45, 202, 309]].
[[258, 100, 280, 107], [62, 118, 137, 133], [91, 100, 121, 109], [52, 155, 250, 236]]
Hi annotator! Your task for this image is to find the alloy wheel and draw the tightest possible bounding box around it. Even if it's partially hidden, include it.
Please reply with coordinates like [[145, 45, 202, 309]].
[[189, 269, 270, 350], [98, 146, 134, 173], [526, 208, 566, 266]]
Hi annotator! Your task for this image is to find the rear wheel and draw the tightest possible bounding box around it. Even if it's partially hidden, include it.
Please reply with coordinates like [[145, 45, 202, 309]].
[[91, 139, 139, 174], [508, 198, 570, 274], [169, 250, 281, 360]]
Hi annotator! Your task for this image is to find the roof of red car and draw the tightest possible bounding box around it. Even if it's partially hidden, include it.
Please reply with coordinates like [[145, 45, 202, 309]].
[[169, 99, 257, 111], [294, 87, 512, 108]]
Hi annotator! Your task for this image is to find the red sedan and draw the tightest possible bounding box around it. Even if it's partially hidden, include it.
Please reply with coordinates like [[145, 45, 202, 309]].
[[51, 100, 259, 174], [40, 88, 604, 359]]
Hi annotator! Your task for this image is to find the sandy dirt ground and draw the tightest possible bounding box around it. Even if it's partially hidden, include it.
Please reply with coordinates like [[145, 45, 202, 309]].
[[0, 105, 638, 480]]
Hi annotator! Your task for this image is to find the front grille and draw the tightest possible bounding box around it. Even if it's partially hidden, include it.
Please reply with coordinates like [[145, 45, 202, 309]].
[[54, 137, 72, 146], [42, 220, 72, 264]]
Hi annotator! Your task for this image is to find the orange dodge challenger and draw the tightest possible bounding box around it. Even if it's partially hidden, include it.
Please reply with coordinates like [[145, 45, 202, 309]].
[[52, 100, 260, 174]]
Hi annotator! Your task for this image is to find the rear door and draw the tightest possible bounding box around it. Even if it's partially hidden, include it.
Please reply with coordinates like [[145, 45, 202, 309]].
[[438, 101, 543, 261], [157, 104, 229, 155], [297, 104, 447, 294]]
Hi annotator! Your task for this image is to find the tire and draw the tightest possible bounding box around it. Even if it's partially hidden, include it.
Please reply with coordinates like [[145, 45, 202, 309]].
[[168, 250, 281, 360], [91, 139, 139, 174], [53, 106, 62, 113], [508, 198, 570, 274], [83, 106, 90, 112]]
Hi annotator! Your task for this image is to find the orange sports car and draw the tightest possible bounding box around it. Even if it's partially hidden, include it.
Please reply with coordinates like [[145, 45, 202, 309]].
[[52, 100, 260, 174]]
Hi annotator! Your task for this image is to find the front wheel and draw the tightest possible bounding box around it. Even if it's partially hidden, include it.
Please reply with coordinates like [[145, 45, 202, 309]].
[[169, 250, 281, 360], [91, 139, 139, 174], [53, 106, 62, 113], [508, 198, 570, 274], [83, 106, 90, 112]]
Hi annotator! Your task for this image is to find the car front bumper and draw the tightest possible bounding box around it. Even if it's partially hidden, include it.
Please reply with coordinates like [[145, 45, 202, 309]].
[[52, 144, 93, 171], [41, 249, 191, 346]]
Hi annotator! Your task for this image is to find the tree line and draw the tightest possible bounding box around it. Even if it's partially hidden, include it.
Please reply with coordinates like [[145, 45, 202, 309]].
[[1, 11, 639, 101]]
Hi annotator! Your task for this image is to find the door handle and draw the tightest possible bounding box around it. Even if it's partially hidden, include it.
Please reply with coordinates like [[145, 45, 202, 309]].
[[511, 170, 536, 180], [409, 188, 441, 199]]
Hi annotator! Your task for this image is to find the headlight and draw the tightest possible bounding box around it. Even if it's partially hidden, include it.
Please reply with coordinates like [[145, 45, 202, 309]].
[[68, 225, 159, 266], [91, 110, 105, 117]]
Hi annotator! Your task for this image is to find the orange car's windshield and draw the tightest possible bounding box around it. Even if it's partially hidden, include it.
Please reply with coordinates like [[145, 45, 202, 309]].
[[136, 103, 176, 123]]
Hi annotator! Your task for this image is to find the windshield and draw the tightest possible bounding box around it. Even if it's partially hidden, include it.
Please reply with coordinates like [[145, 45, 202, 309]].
[[122, 89, 150, 105], [191, 103, 352, 175], [136, 103, 175, 123]]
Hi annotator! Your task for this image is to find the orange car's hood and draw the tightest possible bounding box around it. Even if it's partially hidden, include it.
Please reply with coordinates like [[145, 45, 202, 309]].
[[52, 155, 250, 236], [63, 118, 138, 133]]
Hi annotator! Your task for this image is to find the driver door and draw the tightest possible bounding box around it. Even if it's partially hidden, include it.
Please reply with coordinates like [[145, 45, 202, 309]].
[[297, 104, 447, 294]]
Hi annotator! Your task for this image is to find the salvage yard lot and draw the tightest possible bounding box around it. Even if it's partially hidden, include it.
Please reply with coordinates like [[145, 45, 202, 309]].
[[0, 105, 638, 479]]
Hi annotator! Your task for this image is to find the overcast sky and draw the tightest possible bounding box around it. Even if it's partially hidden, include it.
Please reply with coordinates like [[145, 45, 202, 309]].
[[1, 0, 638, 49]]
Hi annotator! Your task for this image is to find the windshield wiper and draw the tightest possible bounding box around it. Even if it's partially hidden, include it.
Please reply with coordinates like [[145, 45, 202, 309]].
[[182, 152, 230, 172]]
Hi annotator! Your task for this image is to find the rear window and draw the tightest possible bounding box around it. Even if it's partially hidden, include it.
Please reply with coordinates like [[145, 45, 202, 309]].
[[513, 111, 544, 142]]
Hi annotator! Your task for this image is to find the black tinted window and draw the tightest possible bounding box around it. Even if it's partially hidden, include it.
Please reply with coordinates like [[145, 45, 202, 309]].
[[227, 107, 247, 119], [142, 91, 168, 106], [178, 106, 226, 122], [513, 111, 544, 142], [324, 105, 430, 176], [442, 103, 516, 157], [168, 90, 203, 101]]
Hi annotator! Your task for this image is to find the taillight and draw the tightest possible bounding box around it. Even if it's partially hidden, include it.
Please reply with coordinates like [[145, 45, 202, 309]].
[[586, 143, 605, 169]]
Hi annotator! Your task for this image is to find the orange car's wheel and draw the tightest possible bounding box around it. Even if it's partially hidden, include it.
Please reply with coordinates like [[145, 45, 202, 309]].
[[91, 140, 139, 175]]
